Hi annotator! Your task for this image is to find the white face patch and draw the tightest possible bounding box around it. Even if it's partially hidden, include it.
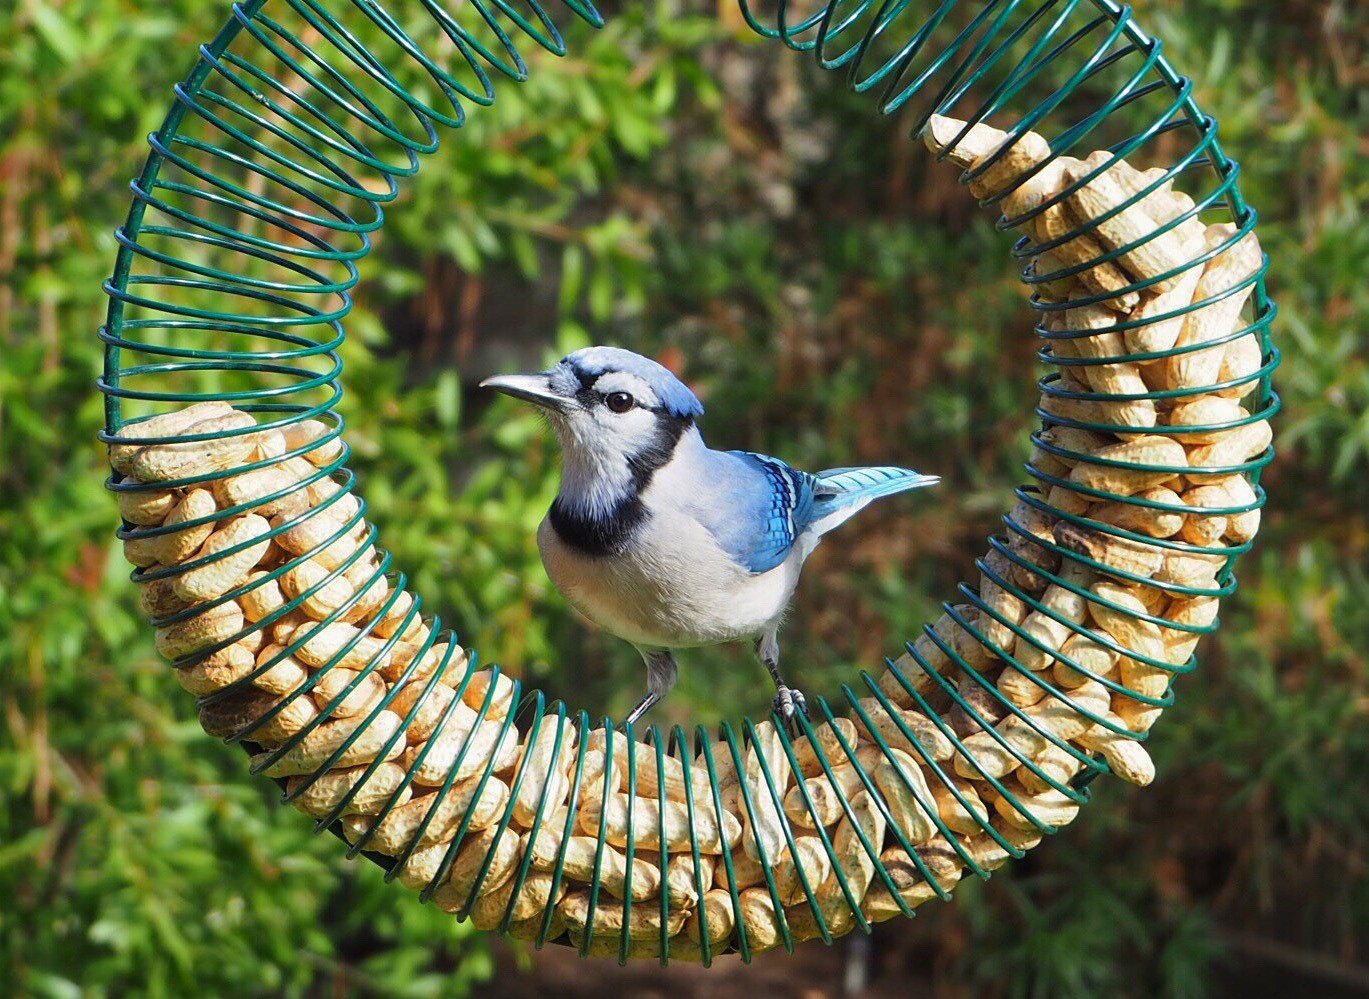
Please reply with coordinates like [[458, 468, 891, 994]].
[[587, 371, 659, 458], [590, 371, 657, 407], [550, 370, 683, 517]]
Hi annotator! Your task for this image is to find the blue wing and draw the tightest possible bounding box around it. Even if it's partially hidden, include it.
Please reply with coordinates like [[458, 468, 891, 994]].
[[715, 451, 816, 573], [700, 453, 937, 575]]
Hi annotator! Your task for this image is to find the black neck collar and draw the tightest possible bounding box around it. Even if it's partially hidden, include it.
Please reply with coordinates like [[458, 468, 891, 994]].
[[549, 494, 645, 557]]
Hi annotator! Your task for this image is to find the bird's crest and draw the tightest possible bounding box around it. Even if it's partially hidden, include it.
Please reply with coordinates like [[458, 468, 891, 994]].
[[556, 346, 704, 420]]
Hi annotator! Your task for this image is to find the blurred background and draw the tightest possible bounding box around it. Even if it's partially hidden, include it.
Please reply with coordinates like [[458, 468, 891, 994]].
[[0, 0, 1365, 995]]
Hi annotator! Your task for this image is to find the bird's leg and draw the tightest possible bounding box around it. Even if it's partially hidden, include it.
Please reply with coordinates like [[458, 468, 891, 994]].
[[756, 630, 808, 728], [623, 649, 678, 730], [624, 693, 658, 729]]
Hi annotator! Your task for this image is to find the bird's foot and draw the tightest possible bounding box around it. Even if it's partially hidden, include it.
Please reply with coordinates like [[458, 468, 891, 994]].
[[772, 685, 809, 731]]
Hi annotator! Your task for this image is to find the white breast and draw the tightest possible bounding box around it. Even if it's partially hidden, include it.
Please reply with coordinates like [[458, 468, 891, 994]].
[[537, 512, 803, 650]]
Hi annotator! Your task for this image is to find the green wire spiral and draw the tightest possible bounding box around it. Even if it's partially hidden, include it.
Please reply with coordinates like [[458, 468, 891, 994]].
[[99, 0, 1276, 966]]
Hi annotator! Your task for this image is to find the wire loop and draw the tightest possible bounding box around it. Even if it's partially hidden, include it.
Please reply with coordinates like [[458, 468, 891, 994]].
[[100, 0, 1274, 964]]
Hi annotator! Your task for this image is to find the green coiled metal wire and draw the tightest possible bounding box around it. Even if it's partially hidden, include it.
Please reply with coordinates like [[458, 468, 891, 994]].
[[99, 0, 1276, 966]]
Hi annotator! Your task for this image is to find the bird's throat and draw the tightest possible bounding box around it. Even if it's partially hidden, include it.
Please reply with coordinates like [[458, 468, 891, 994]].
[[548, 493, 646, 557], [548, 416, 695, 557]]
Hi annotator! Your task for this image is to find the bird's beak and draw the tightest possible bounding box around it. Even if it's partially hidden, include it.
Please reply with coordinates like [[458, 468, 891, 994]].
[[479, 372, 569, 413]]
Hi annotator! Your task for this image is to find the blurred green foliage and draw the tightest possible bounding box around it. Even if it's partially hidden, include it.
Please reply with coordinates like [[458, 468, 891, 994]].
[[0, 0, 1365, 996]]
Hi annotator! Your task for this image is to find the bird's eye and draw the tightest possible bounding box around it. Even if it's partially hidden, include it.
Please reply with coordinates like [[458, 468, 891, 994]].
[[605, 392, 635, 414]]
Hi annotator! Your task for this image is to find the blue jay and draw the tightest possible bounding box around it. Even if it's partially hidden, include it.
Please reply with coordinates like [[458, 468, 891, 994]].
[[481, 347, 937, 727]]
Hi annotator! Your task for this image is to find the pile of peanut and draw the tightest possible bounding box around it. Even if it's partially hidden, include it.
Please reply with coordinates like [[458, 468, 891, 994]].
[[108, 114, 1266, 961]]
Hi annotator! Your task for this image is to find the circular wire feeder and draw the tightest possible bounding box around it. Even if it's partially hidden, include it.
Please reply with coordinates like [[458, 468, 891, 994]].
[[100, 0, 1276, 966]]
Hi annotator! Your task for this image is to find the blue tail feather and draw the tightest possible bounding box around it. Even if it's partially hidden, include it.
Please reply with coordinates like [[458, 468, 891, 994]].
[[809, 466, 938, 528]]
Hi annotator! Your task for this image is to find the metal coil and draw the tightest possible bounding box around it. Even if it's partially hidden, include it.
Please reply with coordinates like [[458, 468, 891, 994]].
[[99, 0, 1276, 966]]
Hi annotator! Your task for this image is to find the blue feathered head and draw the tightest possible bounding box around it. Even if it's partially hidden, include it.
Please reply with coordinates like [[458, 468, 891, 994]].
[[549, 346, 703, 419], [481, 346, 704, 512]]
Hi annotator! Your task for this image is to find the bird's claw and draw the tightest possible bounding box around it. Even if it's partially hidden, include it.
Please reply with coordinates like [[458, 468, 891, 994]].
[[772, 685, 809, 732]]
